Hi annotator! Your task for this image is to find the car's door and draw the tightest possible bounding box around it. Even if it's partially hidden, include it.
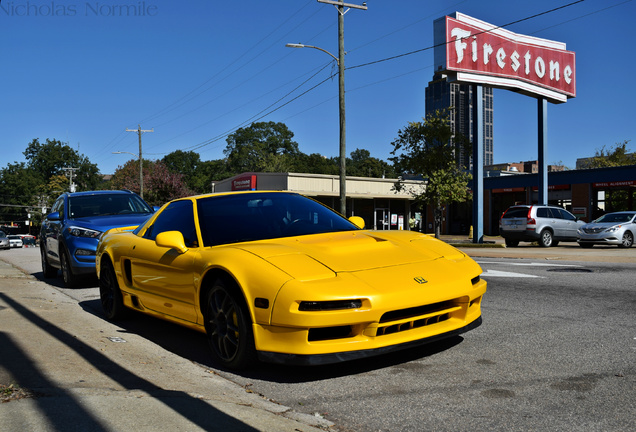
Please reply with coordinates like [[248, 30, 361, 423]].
[[43, 198, 65, 266], [556, 208, 579, 240], [126, 200, 199, 322]]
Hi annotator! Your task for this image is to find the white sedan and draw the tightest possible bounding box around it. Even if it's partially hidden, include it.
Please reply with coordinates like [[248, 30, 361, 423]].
[[577, 211, 636, 248], [8, 235, 24, 248]]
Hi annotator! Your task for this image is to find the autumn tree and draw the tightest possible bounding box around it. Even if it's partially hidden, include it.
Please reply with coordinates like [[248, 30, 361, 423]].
[[110, 160, 193, 207], [390, 110, 472, 238]]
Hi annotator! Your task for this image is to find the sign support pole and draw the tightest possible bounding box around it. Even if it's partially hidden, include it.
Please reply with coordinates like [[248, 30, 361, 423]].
[[538, 98, 548, 205], [472, 84, 484, 243]]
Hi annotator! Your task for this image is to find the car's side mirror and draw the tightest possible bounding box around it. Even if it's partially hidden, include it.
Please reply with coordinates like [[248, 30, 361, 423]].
[[46, 212, 61, 221], [348, 216, 365, 229], [155, 231, 188, 254]]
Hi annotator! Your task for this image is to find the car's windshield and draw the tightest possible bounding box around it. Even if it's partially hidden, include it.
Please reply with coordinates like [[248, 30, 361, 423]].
[[502, 207, 529, 218], [197, 192, 359, 247], [595, 213, 634, 224], [69, 194, 153, 218]]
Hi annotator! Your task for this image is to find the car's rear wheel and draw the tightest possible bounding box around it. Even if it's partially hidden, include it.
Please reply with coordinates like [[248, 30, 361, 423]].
[[41, 247, 57, 278], [60, 249, 78, 287], [99, 260, 127, 320], [619, 231, 633, 248], [504, 239, 519, 247], [204, 278, 256, 370], [538, 229, 553, 247]]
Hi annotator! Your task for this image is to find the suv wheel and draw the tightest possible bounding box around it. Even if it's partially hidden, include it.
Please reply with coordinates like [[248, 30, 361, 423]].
[[41, 247, 57, 278], [505, 239, 519, 247], [60, 249, 78, 287], [539, 229, 554, 247]]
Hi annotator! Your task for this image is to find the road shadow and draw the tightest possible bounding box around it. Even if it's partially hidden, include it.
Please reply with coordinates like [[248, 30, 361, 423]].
[[1, 293, 259, 431], [79, 296, 465, 383]]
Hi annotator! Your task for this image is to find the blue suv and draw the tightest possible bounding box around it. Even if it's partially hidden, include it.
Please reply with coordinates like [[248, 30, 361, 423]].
[[41, 190, 155, 287]]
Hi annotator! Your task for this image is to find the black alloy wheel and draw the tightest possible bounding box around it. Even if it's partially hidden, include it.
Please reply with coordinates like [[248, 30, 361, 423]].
[[99, 260, 127, 320], [204, 279, 256, 370]]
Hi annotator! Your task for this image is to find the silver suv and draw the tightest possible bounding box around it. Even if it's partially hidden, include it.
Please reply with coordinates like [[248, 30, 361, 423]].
[[499, 205, 585, 247]]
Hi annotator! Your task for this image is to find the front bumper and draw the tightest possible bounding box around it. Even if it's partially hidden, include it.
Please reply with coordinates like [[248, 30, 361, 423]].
[[257, 316, 483, 365]]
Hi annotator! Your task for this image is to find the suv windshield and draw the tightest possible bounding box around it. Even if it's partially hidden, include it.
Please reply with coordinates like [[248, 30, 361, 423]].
[[69, 194, 153, 218]]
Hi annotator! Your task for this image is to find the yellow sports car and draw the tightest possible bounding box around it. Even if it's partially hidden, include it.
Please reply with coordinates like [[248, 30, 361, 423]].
[[96, 191, 486, 369]]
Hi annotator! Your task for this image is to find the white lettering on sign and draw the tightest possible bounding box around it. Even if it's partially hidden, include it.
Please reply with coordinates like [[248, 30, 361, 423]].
[[439, 13, 576, 102]]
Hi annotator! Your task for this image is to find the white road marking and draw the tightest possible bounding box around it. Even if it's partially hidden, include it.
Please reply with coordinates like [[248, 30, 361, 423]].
[[481, 269, 542, 278]]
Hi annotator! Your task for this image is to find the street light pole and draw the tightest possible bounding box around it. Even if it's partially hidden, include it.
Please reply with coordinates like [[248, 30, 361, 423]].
[[287, 1, 366, 216]]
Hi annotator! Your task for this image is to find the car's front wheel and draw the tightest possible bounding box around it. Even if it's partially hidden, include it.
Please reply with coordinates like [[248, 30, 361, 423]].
[[204, 278, 256, 370], [619, 231, 634, 248], [99, 260, 127, 320], [504, 239, 519, 247], [41, 247, 57, 278], [538, 229, 554, 247]]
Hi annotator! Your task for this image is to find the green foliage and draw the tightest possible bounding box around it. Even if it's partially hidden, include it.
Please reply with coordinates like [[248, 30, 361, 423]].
[[347, 148, 396, 178], [162, 150, 212, 193], [23, 138, 101, 190], [390, 110, 472, 237], [589, 141, 635, 168], [224, 122, 300, 173]]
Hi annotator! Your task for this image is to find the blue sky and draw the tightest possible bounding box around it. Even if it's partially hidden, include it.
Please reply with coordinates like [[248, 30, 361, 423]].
[[1, 0, 634, 176]]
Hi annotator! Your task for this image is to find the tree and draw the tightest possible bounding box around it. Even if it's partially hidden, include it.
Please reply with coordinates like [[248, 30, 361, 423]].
[[588, 140, 635, 168], [23, 138, 101, 190], [110, 160, 193, 207], [390, 110, 472, 238], [162, 150, 211, 193], [224, 122, 300, 174], [347, 148, 396, 178]]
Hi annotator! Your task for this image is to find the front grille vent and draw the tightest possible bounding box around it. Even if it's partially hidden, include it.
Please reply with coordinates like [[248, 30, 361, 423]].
[[376, 300, 461, 337]]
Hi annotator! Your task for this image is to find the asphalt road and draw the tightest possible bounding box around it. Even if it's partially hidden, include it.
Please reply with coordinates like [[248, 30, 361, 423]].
[[2, 246, 635, 431]]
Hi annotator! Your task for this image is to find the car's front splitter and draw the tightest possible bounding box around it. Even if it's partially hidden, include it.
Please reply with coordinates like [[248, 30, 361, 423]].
[[257, 316, 482, 366]]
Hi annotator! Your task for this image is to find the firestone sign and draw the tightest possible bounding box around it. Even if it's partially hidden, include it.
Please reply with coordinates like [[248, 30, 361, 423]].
[[434, 12, 576, 103]]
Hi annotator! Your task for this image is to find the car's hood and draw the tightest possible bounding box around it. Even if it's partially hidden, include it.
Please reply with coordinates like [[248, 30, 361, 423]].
[[71, 214, 152, 232], [582, 222, 622, 229], [234, 230, 466, 273]]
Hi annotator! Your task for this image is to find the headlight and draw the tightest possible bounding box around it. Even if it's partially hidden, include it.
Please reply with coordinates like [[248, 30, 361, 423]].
[[67, 226, 102, 238], [577, 228, 584, 234], [604, 225, 621, 233]]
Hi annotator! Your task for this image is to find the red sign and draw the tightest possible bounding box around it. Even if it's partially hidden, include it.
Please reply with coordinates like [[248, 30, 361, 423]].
[[435, 13, 576, 103], [232, 174, 257, 191]]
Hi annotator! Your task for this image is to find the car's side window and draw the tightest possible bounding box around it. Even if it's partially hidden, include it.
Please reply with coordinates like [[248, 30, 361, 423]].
[[559, 209, 576, 221], [143, 200, 198, 247], [546, 208, 561, 219], [536, 208, 548, 218]]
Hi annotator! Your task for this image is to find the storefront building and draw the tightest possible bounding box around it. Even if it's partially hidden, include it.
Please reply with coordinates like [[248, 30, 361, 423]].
[[212, 172, 426, 232]]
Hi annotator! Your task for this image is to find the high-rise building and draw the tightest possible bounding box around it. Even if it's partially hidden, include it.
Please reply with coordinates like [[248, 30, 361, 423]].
[[425, 72, 494, 168]]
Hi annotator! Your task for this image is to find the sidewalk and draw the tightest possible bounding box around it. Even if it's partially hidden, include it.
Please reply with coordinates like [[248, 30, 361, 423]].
[[0, 259, 330, 432]]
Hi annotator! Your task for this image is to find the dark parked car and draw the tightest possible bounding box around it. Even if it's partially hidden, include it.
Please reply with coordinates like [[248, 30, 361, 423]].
[[499, 204, 584, 247], [41, 190, 155, 286]]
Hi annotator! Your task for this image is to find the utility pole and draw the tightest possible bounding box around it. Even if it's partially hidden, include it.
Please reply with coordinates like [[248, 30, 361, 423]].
[[62, 167, 78, 192], [125, 125, 153, 199], [317, 0, 367, 216]]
